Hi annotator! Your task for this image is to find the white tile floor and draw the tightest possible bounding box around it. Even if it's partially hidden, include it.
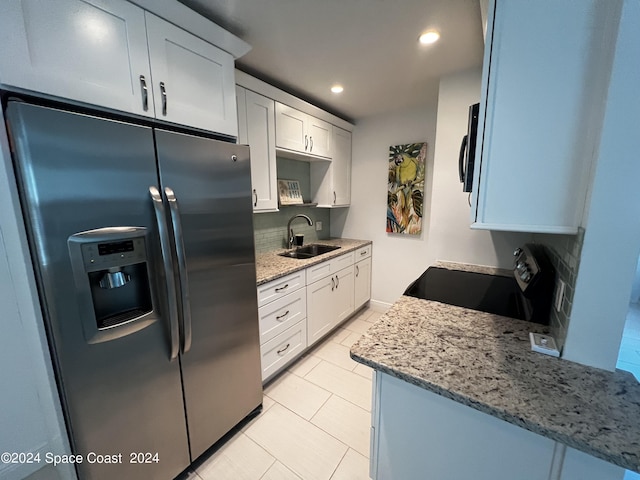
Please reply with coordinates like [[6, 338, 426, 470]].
[[186, 307, 384, 480]]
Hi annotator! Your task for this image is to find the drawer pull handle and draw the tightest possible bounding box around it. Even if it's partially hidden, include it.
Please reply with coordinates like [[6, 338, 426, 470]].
[[331, 277, 335, 291], [356, 265, 360, 277], [277, 343, 290, 355], [275, 284, 289, 292], [276, 310, 290, 321], [335, 274, 339, 289], [361, 251, 367, 256]]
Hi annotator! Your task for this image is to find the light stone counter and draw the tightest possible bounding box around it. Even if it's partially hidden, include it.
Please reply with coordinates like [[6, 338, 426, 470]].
[[255, 238, 371, 286], [350, 294, 640, 473]]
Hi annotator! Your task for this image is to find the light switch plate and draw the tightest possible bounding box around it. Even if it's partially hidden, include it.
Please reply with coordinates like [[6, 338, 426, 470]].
[[529, 332, 560, 357], [316, 221, 323, 231]]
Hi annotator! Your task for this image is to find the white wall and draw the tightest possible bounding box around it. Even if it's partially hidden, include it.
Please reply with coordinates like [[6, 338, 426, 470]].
[[563, 0, 640, 370], [332, 67, 531, 305]]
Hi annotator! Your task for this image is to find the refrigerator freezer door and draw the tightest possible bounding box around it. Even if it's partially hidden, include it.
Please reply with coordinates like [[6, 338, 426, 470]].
[[6, 102, 190, 479], [155, 129, 262, 459]]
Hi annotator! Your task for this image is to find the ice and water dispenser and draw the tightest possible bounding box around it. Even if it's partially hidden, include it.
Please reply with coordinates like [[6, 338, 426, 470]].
[[68, 227, 157, 343]]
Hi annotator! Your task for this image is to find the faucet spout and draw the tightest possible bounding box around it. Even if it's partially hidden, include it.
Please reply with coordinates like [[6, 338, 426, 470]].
[[287, 214, 313, 249]]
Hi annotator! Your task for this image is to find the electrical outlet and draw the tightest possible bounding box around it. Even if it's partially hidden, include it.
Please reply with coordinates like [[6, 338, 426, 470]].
[[316, 221, 323, 231], [554, 279, 566, 312]]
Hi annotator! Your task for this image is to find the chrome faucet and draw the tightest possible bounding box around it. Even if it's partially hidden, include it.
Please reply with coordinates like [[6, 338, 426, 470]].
[[287, 214, 313, 249]]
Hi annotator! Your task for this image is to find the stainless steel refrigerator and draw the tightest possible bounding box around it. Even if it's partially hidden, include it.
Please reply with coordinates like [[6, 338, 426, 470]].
[[6, 99, 263, 479]]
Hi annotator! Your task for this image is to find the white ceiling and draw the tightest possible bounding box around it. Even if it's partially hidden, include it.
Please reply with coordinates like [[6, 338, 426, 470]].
[[178, 0, 485, 122]]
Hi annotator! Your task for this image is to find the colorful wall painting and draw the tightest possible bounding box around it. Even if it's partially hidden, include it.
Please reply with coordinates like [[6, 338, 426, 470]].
[[387, 142, 426, 235]]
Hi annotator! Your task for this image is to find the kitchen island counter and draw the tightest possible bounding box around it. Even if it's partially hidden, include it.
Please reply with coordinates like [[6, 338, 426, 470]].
[[350, 295, 640, 474], [255, 238, 371, 286]]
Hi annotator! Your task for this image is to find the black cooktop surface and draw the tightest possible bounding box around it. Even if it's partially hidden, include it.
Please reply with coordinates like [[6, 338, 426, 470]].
[[404, 267, 530, 321]]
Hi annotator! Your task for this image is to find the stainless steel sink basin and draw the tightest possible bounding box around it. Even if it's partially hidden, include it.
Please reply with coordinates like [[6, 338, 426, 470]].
[[278, 244, 341, 259]]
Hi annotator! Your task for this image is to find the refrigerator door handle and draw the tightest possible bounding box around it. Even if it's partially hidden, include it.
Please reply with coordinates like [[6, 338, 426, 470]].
[[164, 187, 193, 354], [149, 186, 180, 360]]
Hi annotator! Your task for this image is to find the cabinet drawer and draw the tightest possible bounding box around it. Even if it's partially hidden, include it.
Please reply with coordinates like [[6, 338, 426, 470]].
[[257, 270, 306, 308], [258, 288, 307, 345], [355, 244, 372, 261], [260, 320, 307, 382], [306, 251, 355, 284]]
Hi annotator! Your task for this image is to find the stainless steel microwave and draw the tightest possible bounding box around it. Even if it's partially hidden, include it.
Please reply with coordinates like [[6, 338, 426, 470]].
[[459, 103, 480, 192]]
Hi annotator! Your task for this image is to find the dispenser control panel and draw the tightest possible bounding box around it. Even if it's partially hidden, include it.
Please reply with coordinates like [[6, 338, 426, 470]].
[[80, 236, 147, 272]]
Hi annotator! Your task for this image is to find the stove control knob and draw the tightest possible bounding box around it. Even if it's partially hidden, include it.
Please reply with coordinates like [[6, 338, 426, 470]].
[[513, 248, 523, 257]]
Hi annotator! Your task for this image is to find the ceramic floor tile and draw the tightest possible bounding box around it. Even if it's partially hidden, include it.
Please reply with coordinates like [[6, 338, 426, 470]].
[[364, 311, 384, 323], [241, 395, 276, 433], [304, 360, 372, 411], [288, 354, 323, 378], [260, 461, 301, 480], [341, 318, 374, 335], [340, 331, 364, 348], [197, 433, 274, 480], [311, 395, 371, 457], [312, 341, 359, 371], [244, 403, 348, 480], [353, 363, 373, 380], [327, 327, 351, 344], [330, 449, 370, 480], [263, 371, 331, 420]]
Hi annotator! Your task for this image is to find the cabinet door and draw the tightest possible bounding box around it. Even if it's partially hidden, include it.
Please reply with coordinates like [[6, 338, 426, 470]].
[[236, 86, 248, 143], [354, 257, 372, 310], [306, 275, 336, 346], [307, 116, 332, 158], [472, 0, 602, 233], [245, 90, 278, 211], [275, 103, 308, 153], [334, 266, 355, 325], [0, 0, 153, 118], [332, 127, 352, 205], [145, 12, 237, 137]]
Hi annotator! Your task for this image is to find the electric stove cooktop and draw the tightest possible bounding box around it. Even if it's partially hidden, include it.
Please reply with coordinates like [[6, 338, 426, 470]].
[[404, 267, 532, 321]]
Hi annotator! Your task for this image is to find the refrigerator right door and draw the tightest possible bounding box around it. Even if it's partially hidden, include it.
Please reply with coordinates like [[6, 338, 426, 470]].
[[154, 130, 262, 459]]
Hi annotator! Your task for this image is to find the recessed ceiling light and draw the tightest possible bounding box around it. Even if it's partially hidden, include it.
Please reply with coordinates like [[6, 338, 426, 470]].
[[331, 84, 344, 94], [419, 31, 440, 44]]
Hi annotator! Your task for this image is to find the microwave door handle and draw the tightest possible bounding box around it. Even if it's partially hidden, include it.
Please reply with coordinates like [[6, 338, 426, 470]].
[[459, 134, 468, 184], [149, 186, 180, 360], [164, 187, 192, 355]]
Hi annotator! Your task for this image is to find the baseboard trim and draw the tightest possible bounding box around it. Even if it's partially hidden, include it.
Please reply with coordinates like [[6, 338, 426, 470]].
[[369, 299, 393, 312]]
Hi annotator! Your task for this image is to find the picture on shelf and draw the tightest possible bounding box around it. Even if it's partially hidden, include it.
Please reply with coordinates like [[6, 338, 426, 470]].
[[278, 179, 304, 205]]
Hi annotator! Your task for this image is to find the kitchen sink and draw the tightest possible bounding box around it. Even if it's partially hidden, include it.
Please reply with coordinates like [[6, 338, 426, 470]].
[[278, 244, 341, 259]]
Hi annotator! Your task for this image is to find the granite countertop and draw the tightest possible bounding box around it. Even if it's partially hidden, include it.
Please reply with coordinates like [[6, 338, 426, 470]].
[[255, 238, 371, 286], [350, 296, 640, 473]]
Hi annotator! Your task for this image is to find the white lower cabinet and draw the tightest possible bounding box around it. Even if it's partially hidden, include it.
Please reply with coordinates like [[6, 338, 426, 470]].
[[354, 257, 372, 310], [370, 372, 624, 480], [354, 245, 372, 310], [307, 265, 354, 346], [257, 245, 372, 381]]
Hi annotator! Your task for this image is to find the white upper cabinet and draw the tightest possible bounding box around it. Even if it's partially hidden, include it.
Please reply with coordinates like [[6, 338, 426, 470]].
[[471, 0, 610, 234], [309, 127, 352, 207], [0, 0, 238, 137], [331, 127, 352, 206], [275, 103, 332, 159], [145, 12, 237, 136], [0, 0, 153, 118], [236, 86, 278, 212]]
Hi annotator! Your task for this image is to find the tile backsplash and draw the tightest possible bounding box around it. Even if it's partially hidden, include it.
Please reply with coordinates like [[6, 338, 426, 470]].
[[534, 228, 585, 351], [253, 207, 330, 253]]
